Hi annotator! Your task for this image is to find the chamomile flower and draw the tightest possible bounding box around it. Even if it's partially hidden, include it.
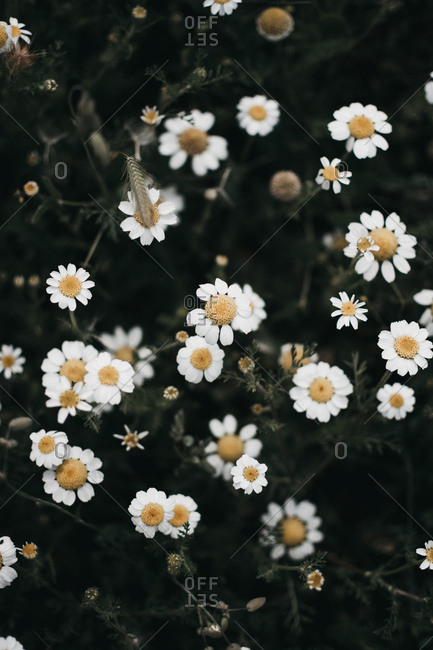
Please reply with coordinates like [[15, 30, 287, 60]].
[[307, 570, 325, 591], [343, 222, 379, 263], [176, 336, 224, 384], [6, 18, 31, 45], [0, 22, 12, 53], [29, 429, 69, 468], [46, 264, 95, 311], [19, 543, 38, 560], [413, 290, 433, 335], [0, 345, 25, 379], [237, 95, 280, 136], [42, 446, 103, 506], [425, 73, 433, 104], [0, 536, 17, 589], [231, 454, 268, 495], [41, 340, 99, 388], [330, 292, 368, 330], [289, 361, 353, 422], [158, 110, 228, 176], [118, 190, 178, 246], [113, 424, 149, 451], [328, 102, 392, 159], [99, 326, 154, 387], [416, 540, 433, 570], [166, 494, 201, 538], [237, 284, 267, 332], [378, 320, 433, 376], [187, 278, 252, 346], [0, 638, 24, 650], [315, 157, 351, 194], [203, 0, 242, 16], [44, 376, 93, 424], [376, 383, 415, 420], [128, 488, 174, 538], [141, 106, 164, 126], [84, 352, 135, 406], [204, 415, 262, 480]]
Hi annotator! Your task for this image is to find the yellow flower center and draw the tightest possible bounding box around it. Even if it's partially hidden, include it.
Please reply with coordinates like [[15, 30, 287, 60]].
[[257, 7, 293, 36], [124, 432, 140, 447], [178, 128, 208, 155], [217, 434, 244, 462], [243, 466, 259, 482], [357, 237, 372, 253], [426, 548, 433, 563], [393, 335, 419, 359], [190, 347, 213, 370], [389, 393, 404, 408], [307, 571, 323, 589], [0, 25, 8, 47], [59, 275, 82, 298], [248, 105, 267, 121], [115, 346, 135, 363], [370, 228, 398, 261], [11, 25, 22, 38], [169, 504, 190, 527], [24, 181, 38, 196], [348, 115, 375, 139], [205, 294, 237, 326], [215, 0, 230, 3], [21, 543, 38, 559], [279, 344, 312, 372], [309, 377, 334, 403], [279, 517, 307, 547], [141, 502, 165, 526], [143, 109, 158, 124], [134, 200, 161, 228], [98, 365, 120, 386], [60, 359, 87, 383], [38, 435, 56, 454], [56, 458, 88, 490], [59, 390, 80, 408], [322, 166, 339, 182], [1, 355, 15, 368], [340, 301, 356, 316]]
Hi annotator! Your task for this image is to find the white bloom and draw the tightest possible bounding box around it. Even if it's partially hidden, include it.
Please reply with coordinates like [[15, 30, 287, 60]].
[[85, 352, 135, 405], [113, 424, 149, 451], [99, 326, 154, 387], [328, 102, 392, 159], [376, 383, 415, 420], [0, 345, 25, 379], [205, 414, 262, 480], [118, 189, 178, 246], [378, 320, 433, 376], [187, 278, 252, 346], [307, 570, 325, 591], [236, 95, 280, 136], [416, 540, 433, 570], [289, 361, 353, 423], [5, 18, 31, 45], [166, 494, 201, 538], [0, 22, 12, 53], [42, 445, 103, 506], [413, 289, 433, 336], [128, 488, 174, 538], [237, 284, 266, 332], [231, 454, 268, 494], [203, 0, 242, 15], [0, 536, 17, 589], [344, 211, 416, 283], [46, 264, 95, 311], [330, 292, 368, 330], [260, 499, 323, 561], [425, 73, 433, 104], [0, 637, 25, 650], [176, 335, 224, 384], [141, 106, 164, 126], [44, 375, 93, 424], [41, 340, 98, 388], [29, 429, 69, 468], [315, 157, 351, 194], [158, 110, 228, 176]]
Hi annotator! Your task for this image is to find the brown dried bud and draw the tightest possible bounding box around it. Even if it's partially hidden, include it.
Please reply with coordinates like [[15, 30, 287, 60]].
[[9, 417, 33, 432], [220, 616, 230, 631], [167, 553, 182, 575], [269, 171, 301, 202], [246, 596, 266, 612], [84, 587, 99, 601], [256, 7, 295, 41]]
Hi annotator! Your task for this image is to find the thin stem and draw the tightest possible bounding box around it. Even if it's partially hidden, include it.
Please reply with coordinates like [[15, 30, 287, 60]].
[[83, 225, 105, 267]]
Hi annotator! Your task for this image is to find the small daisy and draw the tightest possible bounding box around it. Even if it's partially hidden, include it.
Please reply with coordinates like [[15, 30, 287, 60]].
[[231, 454, 268, 495], [0, 638, 25, 650], [118, 189, 178, 246], [307, 570, 325, 591], [158, 110, 228, 176], [19, 542, 38, 560], [328, 102, 392, 159], [44, 376, 93, 424], [29, 429, 69, 468], [289, 361, 353, 423], [6, 18, 31, 45], [113, 424, 149, 451], [315, 157, 351, 194], [378, 320, 433, 376], [425, 73, 433, 105], [236, 95, 280, 137], [0, 345, 25, 379], [376, 383, 415, 420], [42, 445, 103, 506], [279, 343, 318, 373], [176, 336, 224, 383], [416, 540, 433, 570], [41, 340, 99, 388], [203, 0, 242, 16], [99, 326, 154, 387], [330, 292, 368, 330], [260, 499, 323, 561], [0, 22, 12, 53], [237, 284, 267, 332], [84, 352, 135, 406], [166, 494, 201, 539], [204, 414, 262, 480], [413, 290, 433, 336], [141, 106, 164, 126], [128, 488, 174, 538], [343, 222, 380, 263], [0, 536, 17, 589], [163, 386, 179, 400], [344, 211, 416, 283], [46, 264, 95, 311], [187, 278, 252, 346]]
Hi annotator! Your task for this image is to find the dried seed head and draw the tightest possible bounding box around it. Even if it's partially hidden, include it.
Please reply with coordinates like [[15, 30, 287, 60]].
[[251, 403, 263, 415], [125, 156, 155, 228], [256, 7, 295, 41], [176, 331, 189, 343], [246, 596, 266, 612], [44, 79, 58, 91], [238, 357, 255, 374], [132, 5, 147, 19], [269, 171, 302, 202], [9, 417, 33, 432], [84, 587, 99, 601], [167, 553, 183, 575]]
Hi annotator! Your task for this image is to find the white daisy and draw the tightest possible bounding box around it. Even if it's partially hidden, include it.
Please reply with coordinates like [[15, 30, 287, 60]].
[[0, 22, 12, 53], [118, 189, 178, 246], [237, 284, 267, 332], [187, 278, 252, 346], [84, 352, 135, 405], [231, 454, 268, 495], [376, 383, 415, 420], [203, 0, 242, 16], [42, 445, 103, 506], [344, 211, 416, 283], [0, 345, 25, 379], [166, 494, 201, 539], [46, 264, 95, 311], [343, 222, 380, 263], [413, 289, 433, 336], [6, 18, 31, 45], [113, 424, 149, 451], [41, 340, 99, 388], [328, 102, 392, 159], [0, 536, 18, 589], [128, 488, 174, 538], [307, 570, 325, 591], [29, 429, 69, 468], [416, 540, 433, 570], [425, 73, 433, 105], [0, 637, 25, 650], [141, 106, 164, 126], [158, 110, 228, 176], [378, 320, 433, 376], [260, 499, 323, 561], [98, 326, 154, 387], [44, 375, 93, 424], [204, 414, 262, 480], [315, 157, 352, 194], [176, 335, 224, 384], [236, 95, 280, 136], [330, 292, 368, 330], [289, 361, 353, 423]]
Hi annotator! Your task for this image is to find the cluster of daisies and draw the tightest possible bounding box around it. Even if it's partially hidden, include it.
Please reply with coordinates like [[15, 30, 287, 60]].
[[128, 488, 200, 539], [0, 17, 30, 54]]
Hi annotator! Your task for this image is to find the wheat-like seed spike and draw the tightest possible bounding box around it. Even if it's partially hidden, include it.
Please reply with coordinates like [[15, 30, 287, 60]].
[[125, 156, 153, 228]]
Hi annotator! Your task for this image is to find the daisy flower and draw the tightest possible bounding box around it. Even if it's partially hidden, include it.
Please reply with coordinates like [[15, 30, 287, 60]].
[[176, 336, 224, 383], [0, 345, 25, 379], [118, 189, 178, 246], [46, 264, 95, 311], [128, 488, 174, 538], [236, 95, 280, 136], [158, 110, 228, 176], [0, 638, 24, 650], [141, 106, 164, 126], [19, 543, 38, 560], [413, 290, 433, 336], [41, 340, 99, 388], [0, 536, 18, 589], [42, 446, 103, 506], [315, 157, 351, 194], [98, 326, 154, 386], [237, 284, 267, 332], [330, 292, 368, 330], [343, 222, 380, 263], [231, 454, 268, 495], [260, 499, 323, 561], [307, 570, 325, 591], [378, 320, 433, 376], [203, 0, 242, 16], [289, 361, 353, 423], [376, 383, 415, 420], [425, 73, 433, 105], [204, 414, 262, 480], [187, 278, 252, 346], [416, 540, 433, 570], [44, 376, 93, 424], [113, 424, 149, 451], [344, 211, 416, 283], [84, 352, 135, 406], [328, 102, 392, 159], [0, 22, 12, 53], [279, 343, 318, 373], [5, 18, 31, 45], [166, 494, 201, 539], [29, 429, 69, 468]]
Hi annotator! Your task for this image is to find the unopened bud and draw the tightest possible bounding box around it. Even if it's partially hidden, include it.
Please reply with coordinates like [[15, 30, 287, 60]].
[[246, 596, 266, 612]]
